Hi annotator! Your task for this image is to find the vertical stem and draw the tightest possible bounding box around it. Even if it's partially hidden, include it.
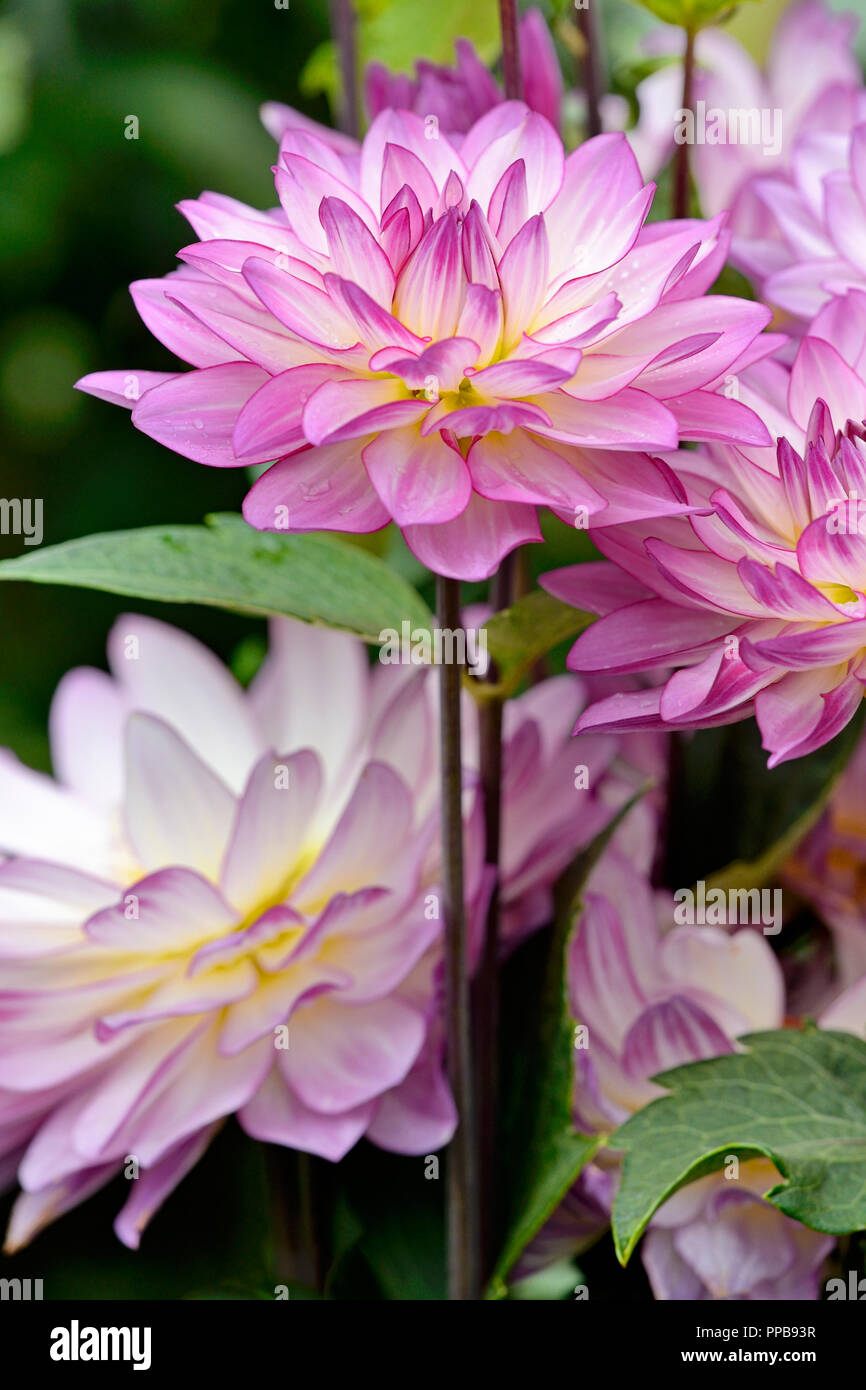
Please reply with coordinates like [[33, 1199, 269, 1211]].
[[329, 0, 360, 138], [437, 573, 482, 1300], [472, 549, 518, 1280], [576, 1, 605, 138], [673, 27, 696, 220], [266, 1148, 322, 1292], [498, 0, 523, 101]]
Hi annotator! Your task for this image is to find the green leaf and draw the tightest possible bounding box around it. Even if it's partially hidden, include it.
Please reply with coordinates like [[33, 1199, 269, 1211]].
[[665, 705, 865, 890], [474, 589, 595, 702], [611, 1028, 866, 1264], [633, 0, 758, 31], [489, 793, 646, 1295], [0, 513, 432, 643]]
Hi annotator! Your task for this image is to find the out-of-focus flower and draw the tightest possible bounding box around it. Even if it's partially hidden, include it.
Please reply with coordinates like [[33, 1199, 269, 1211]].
[[785, 732, 866, 989], [361, 8, 562, 137], [622, 0, 863, 326], [0, 614, 630, 1250], [525, 841, 831, 1300], [641, 1160, 834, 1301], [545, 291, 866, 766], [77, 101, 771, 581], [569, 851, 785, 1132]]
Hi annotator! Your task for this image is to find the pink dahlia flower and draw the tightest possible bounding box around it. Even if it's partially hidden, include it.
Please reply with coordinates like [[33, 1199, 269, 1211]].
[[545, 290, 866, 766], [361, 7, 562, 137], [0, 614, 627, 1250], [76, 102, 771, 580], [534, 841, 831, 1300]]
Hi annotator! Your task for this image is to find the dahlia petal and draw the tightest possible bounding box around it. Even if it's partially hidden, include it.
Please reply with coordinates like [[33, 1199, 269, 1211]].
[[324, 274, 428, 354], [372, 337, 480, 393], [107, 614, 263, 793], [84, 866, 236, 951], [275, 154, 377, 254], [362, 426, 472, 525], [75, 370, 177, 408], [176, 192, 297, 248], [623, 997, 732, 1083], [242, 439, 390, 534], [824, 170, 866, 275], [539, 561, 653, 617], [797, 515, 866, 590], [131, 362, 270, 466], [469, 353, 579, 397], [737, 556, 837, 621], [568, 600, 733, 674], [220, 749, 323, 917], [394, 211, 465, 340], [260, 101, 359, 155], [577, 448, 694, 525], [467, 430, 605, 513], [164, 283, 310, 376], [757, 670, 864, 766], [366, 1043, 457, 1154], [379, 142, 439, 218], [673, 1190, 797, 1299], [120, 1025, 272, 1167], [403, 491, 542, 581], [293, 762, 417, 908], [280, 996, 426, 1114], [488, 158, 530, 247], [129, 277, 235, 368], [248, 618, 369, 792], [360, 110, 466, 213], [499, 214, 549, 350], [49, 667, 127, 807], [790, 337, 866, 433], [0, 751, 112, 875], [645, 539, 766, 616], [233, 363, 350, 462], [664, 390, 772, 446], [533, 388, 679, 451], [464, 105, 564, 217], [661, 927, 784, 1035], [239, 1066, 373, 1161], [114, 1122, 221, 1249], [241, 258, 360, 352], [5, 1166, 117, 1254], [545, 133, 648, 276], [302, 377, 425, 447], [319, 196, 396, 308]]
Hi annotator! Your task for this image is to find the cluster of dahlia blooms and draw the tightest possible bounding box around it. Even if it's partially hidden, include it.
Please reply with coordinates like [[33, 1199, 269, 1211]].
[[0, 614, 635, 1251], [6, 0, 866, 1305]]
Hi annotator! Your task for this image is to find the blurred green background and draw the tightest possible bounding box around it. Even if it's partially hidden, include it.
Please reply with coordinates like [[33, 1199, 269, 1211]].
[[0, 0, 341, 769]]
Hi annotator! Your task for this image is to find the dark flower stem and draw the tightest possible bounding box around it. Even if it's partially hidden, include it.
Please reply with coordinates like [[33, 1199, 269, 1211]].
[[437, 573, 482, 1300], [576, 2, 605, 138], [329, 0, 360, 139], [673, 27, 696, 220], [499, 0, 523, 101], [472, 552, 516, 1281]]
